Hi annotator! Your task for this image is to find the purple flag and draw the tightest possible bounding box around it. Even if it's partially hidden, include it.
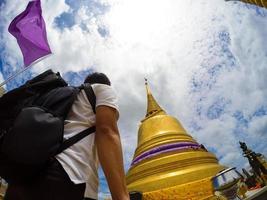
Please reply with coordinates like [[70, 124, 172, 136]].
[[8, 0, 51, 67]]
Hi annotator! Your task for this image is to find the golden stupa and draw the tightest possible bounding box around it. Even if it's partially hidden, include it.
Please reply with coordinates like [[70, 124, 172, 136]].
[[126, 81, 226, 199], [227, 0, 267, 9]]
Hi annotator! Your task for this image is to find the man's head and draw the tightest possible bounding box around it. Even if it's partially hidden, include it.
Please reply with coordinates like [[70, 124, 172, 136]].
[[84, 72, 111, 86]]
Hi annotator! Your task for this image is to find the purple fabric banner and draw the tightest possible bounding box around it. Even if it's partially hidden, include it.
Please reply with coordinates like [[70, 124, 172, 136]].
[[8, 0, 51, 67]]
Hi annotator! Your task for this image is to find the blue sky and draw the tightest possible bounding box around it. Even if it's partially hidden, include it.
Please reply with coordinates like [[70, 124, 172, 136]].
[[1, 0, 267, 198]]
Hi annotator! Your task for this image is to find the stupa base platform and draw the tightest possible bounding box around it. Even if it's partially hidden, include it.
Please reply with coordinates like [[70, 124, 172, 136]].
[[127, 150, 225, 192], [140, 176, 216, 200]]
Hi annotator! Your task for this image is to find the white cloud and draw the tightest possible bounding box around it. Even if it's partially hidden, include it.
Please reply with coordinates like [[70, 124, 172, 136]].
[[1, 0, 267, 196], [0, 72, 3, 82], [42, 0, 70, 27], [0, 73, 5, 91], [248, 115, 267, 138]]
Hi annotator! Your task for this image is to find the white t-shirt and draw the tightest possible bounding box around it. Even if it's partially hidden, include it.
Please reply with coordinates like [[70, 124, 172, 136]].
[[56, 83, 119, 199]]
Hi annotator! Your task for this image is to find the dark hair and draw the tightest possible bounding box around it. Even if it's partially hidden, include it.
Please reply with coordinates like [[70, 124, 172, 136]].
[[84, 72, 111, 86]]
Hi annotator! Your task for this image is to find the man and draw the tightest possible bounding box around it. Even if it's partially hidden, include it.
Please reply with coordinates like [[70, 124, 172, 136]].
[[5, 72, 129, 200]]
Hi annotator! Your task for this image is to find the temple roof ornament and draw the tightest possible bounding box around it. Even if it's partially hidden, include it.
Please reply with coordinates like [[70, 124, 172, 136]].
[[239, 141, 267, 179]]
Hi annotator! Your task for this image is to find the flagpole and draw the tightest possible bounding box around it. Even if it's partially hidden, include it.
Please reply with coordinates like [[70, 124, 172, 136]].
[[0, 66, 31, 88], [0, 53, 52, 88]]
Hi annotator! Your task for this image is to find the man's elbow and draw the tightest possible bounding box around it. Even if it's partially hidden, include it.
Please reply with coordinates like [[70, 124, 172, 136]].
[[96, 125, 119, 138]]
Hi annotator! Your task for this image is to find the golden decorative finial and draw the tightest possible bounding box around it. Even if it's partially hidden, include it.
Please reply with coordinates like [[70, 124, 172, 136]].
[[145, 78, 148, 84], [145, 78, 151, 95], [144, 79, 165, 118]]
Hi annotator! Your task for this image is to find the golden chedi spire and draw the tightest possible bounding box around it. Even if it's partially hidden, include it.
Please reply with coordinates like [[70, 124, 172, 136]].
[[144, 78, 166, 118], [226, 0, 267, 9], [126, 81, 226, 199]]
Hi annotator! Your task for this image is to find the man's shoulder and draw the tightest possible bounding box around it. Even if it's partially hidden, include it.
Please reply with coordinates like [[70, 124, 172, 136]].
[[90, 84, 119, 111], [91, 83, 112, 89], [91, 83, 116, 95]]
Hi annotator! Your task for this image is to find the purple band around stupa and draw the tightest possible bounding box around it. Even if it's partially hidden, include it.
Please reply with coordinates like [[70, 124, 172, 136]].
[[131, 142, 201, 166]]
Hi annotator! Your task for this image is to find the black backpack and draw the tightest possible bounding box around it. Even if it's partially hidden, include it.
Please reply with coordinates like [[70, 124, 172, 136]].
[[0, 69, 96, 184]]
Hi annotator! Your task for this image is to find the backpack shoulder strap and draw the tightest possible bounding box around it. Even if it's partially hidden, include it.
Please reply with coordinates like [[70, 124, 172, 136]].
[[55, 126, 96, 155], [82, 83, 96, 114], [54, 84, 97, 155]]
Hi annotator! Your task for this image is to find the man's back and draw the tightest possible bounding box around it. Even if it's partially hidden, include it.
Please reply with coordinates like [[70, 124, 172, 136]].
[[56, 83, 119, 199]]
